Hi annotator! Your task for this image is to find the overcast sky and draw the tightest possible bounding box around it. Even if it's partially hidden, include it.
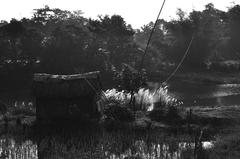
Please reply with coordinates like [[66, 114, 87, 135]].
[[0, 0, 240, 29]]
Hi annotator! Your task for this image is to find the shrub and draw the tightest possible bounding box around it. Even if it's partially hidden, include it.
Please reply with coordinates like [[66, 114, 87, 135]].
[[0, 102, 7, 114], [104, 86, 182, 111], [165, 106, 182, 123], [113, 64, 147, 93], [11, 101, 35, 116], [148, 108, 166, 121], [103, 103, 134, 122], [113, 64, 147, 105], [148, 106, 182, 123], [104, 89, 130, 106], [103, 85, 183, 124]]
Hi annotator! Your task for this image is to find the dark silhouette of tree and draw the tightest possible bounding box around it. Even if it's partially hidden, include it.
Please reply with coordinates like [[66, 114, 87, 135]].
[[228, 5, 240, 58], [1, 3, 240, 89], [88, 15, 139, 69], [134, 3, 230, 70]]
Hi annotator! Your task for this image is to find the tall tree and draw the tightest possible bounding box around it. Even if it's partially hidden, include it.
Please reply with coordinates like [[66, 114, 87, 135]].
[[89, 15, 139, 69]]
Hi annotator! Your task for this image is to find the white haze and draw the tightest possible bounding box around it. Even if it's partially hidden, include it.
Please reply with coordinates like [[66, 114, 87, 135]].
[[0, 0, 240, 29]]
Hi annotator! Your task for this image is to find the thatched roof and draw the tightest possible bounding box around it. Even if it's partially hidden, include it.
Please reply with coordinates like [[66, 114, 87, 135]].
[[32, 71, 102, 98]]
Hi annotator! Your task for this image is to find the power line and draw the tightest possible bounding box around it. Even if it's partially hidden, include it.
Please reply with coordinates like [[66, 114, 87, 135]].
[[137, 0, 194, 85], [162, 36, 194, 84], [139, 0, 167, 70]]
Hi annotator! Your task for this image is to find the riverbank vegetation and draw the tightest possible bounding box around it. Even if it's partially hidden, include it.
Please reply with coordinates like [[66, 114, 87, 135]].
[[1, 102, 240, 158], [1, 85, 240, 158]]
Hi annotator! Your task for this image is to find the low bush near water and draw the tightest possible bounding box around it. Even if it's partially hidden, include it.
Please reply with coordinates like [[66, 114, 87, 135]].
[[104, 86, 182, 111], [103, 86, 183, 124], [104, 103, 134, 122], [148, 106, 182, 123]]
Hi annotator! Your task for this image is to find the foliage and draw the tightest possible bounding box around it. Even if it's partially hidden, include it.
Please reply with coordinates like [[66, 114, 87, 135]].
[[0, 102, 7, 114], [20, 128, 195, 159], [142, 86, 183, 123], [0, 6, 140, 76], [103, 103, 134, 122], [1, 3, 240, 89], [135, 20, 168, 70], [148, 106, 182, 123], [206, 130, 240, 159], [88, 15, 139, 69], [134, 3, 238, 71], [113, 64, 147, 93], [104, 89, 131, 105], [104, 86, 182, 111], [10, 101, 35, 116]]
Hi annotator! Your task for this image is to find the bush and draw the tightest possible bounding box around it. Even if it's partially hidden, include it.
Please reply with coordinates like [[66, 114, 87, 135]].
[[104, 103, 134, 122], [104, 86, 182, 112], [10, 101, 35, 116], [166, 106, 179, 119], [113, 64, 147, 93], [148, 106, 182, 124], [148, 108, 167, 121], [0, 102, 7, 114]]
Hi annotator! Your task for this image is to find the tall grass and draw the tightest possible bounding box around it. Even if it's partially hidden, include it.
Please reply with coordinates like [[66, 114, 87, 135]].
[[11, 101, 35, 116], [104, 86, 182, 111], [2, 129, 195, 159], [0, 128, 215, 159]]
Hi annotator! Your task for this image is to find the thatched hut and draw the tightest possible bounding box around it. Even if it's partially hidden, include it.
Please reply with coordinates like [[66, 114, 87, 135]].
[[32, 71, 102, 122]]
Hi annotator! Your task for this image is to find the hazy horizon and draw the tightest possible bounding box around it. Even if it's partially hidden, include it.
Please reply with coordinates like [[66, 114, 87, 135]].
[[1, 0, 240, 29]]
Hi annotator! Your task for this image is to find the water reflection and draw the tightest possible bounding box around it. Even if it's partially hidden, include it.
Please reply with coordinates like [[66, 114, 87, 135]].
[[168, 81, 240, 106]]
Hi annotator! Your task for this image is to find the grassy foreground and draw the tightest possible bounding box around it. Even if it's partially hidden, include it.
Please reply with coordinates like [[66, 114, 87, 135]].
[[1, 88, 240, 158]]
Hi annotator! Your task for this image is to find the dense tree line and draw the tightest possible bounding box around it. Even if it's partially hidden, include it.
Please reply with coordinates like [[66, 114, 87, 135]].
[[135, 3, 240, 70], [1, 3, 240, 79], [0, 6, 141, 76]]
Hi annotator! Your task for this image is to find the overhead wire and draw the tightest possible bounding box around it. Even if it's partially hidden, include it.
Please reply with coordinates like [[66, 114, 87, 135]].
[[162, 36, 194, 84], [139, 0, 167, 70], [138, 0, 194, 84]]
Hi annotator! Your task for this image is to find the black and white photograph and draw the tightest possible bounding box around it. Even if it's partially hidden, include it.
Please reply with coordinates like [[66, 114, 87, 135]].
[[1, 0, 240, 158]]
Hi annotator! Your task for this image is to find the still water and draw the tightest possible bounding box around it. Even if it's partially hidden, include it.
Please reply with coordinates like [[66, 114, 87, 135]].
[[2, 79, 240, 107], [167, 81, 240, 106]]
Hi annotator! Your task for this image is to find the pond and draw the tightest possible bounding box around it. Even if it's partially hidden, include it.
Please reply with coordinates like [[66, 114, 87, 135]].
[[166, 80, 240, 107], [2, 77, 240, 108]]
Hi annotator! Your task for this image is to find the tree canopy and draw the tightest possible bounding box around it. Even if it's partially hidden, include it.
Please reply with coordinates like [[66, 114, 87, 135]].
[[1, 4, 240, 79]]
